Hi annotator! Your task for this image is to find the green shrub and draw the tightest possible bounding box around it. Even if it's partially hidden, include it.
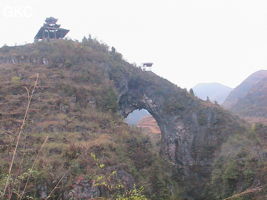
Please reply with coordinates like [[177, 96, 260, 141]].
[[11, 76, 21, 84]]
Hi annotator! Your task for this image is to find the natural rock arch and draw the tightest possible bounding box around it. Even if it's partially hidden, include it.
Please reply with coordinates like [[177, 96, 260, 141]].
[[109, 67, 245, 183]]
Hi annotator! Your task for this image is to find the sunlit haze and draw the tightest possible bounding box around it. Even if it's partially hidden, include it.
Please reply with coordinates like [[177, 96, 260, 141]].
[[1, 0, 267, 89]]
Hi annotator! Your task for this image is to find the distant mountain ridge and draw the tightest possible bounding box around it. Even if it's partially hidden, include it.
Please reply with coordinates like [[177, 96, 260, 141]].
[[223, 70, 267, 121], [193, 82, 232, 104], [223, 70, 267, 109]]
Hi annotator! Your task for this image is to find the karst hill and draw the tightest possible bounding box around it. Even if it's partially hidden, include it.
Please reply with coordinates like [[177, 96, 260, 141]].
[[0, 38, 267, 200], [223, 70, 267, 124]]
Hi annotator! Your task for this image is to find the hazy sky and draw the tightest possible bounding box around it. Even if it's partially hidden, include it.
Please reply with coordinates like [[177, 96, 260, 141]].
[[1, 0, 267, 89]]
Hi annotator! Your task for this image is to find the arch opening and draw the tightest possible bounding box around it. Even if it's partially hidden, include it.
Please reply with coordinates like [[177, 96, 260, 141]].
[[124, 109, 161, 142], [125, 109, 149, 125]]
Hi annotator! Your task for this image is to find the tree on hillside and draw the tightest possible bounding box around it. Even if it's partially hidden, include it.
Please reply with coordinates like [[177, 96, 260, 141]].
[[189, 88, 195, 96]]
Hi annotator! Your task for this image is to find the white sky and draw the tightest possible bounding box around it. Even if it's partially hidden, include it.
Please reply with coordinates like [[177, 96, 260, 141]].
[[1, 0, 267, 89]]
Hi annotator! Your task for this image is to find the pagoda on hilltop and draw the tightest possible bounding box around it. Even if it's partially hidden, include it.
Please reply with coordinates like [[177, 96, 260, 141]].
[[34, 17, 69, 41], [141, 63, 153, 71]]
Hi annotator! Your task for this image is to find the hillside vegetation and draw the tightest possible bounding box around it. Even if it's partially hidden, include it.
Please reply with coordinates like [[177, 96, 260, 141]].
[[0, 38, 267, 200]]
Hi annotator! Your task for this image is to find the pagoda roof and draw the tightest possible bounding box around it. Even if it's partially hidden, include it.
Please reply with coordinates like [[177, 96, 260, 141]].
[[45, 17, 58, 24], [143, 63, 153, 67]]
